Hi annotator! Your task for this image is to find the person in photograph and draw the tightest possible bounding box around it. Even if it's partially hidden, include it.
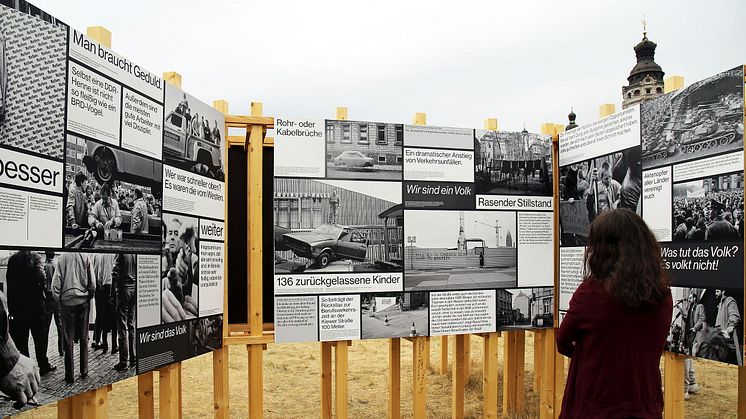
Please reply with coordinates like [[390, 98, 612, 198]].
[[5, 251, 56, 376], [329, 189, 340, 224], [212, 120, 221, 145], [190, 112, 201, 138], [111, 254, 136, 371], [52, 252, 95, 383], [705, 199, 740, 241], [82, 183, 122, 247], [130, 187, 150, 234], [586, 165, 621, 221], [618, 148, 642, 211], [176, 93, 189, 116], [682, 290, 705, 399], [714, 289, 741, 341], [557, 209, 672, 418], [66, 172, 89, 229], [91, 253, 116, 354], [201, 116, 210, 141], [43, 252, 64, 357], [161, 220, 199, 322], [0, 290, 41, 407]]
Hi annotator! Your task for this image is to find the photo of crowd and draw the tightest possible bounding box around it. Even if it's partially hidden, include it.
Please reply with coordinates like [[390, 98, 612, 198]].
[[63, 136, 163, 252], [0, 250, 137, 414], [668, 287, 744, 366], [672, 173, 744, 242], [641, 66, 744, 169], [559, 147, 642, 246], [190, 316, 222, 357], [161, 214, 199, 324]]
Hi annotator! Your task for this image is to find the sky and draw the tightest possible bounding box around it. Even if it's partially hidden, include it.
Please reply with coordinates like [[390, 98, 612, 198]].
[[32, 0, 746, 133]]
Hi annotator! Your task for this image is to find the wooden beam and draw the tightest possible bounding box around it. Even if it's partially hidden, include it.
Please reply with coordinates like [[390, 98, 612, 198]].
[[212, 348, 229, 419], [452, 335, 466, 419], [533, 330, 545, 393], [464, 334, 471, 381], [539, 328, 564, 419], [503, 331, 517, 415], [388, 338, 401, 419], [664, 76, 685, 94], [515, 330, 526, 412], [439, 335, 448, 374], [57, 397, 73, 419], [598, 103, 616, 118], [663, 352, 685, 419], [335, 341, 349, 419], [138, 372, 155, 419], [86, 26, 111, 48], [225, 114, 275, 127], [248, 344, 264, 418], [484, 118, 498, 131], [738, 366, 746, 419], [321, 342, 333, 418], [70, 386, 110, 419], [159, 363, 181, 419], [483, 332, 499, 419], [336, 106, 348, 120], [412, 336, 427, 419]]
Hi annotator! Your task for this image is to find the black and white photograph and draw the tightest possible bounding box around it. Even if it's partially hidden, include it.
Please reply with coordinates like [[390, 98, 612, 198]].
[[274, 178, 403, 273], [0, 250, 137, 416], [559, 146, 642, 246], [641, 66, 744, 169], [668, 287, 744, 366], [475, 129, 552, 196], [163, 83, 225, 181], [404, 210, 517, 291], [0, 3, 66, 159], [360, 293, 428, 339], [190, 315, 222, 357], [0, 0, 68, 28], [496, 287, 554, 329], [325, 120, 403, 180], [161, 213, 199, 323], [63, 136, 163, 252], [672, 173, 744, 242]]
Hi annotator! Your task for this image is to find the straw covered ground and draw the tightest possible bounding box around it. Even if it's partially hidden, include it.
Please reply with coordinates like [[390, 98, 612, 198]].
[[17, 332, 739, 418]]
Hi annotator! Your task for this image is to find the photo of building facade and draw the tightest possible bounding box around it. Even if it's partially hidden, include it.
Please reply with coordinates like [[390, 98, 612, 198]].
[[326, 120, 403, 180], [497, 287, 554, 328]]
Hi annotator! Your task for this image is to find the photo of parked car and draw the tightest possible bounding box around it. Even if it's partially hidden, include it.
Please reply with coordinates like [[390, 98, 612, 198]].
[[282, 224, 368, 268], [333, 151, 374, 170]]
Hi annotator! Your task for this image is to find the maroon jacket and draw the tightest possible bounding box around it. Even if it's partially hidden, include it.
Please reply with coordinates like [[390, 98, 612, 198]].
[[557, 279, 673, 419]]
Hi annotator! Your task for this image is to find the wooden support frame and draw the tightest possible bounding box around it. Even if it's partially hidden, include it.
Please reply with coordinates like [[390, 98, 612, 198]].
[[739, 366, 746, 418], [389, 338, 401, 419], [503, 330, 526, 414], [452, 335, 466, 419], [663, 352, 685, 419], [482, 332, 499, 419]]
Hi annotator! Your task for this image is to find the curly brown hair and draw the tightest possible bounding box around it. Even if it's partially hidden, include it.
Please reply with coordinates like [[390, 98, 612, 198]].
[[584, 208, 670, 307]]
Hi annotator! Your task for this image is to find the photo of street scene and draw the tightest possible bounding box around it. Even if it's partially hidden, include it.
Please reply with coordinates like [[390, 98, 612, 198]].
[[475, 129, 552, 196], [668, 287, 744, 366], [63, 136, 162, 252], [641, 66, 744, 169], [559, 146, 642, 246], [0, 250, 137, 416], [325, 120, 403, 180], [672, 173, 744, 242], [360, 293, 428, 339], [404, 210, 517, 291], [273, 179, 403, 274], [496, 287, 554, 329]]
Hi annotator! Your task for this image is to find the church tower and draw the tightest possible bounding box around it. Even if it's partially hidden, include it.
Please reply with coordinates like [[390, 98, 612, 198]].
[[622, 23, 665, 109]]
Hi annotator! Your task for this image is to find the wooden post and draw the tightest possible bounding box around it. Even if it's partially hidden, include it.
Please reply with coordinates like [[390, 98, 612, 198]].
[[483, 332, 499, 419], [411, 112, 428, 419], [663, 352, 685, 419], [248, 101, 265, 419], [86, 26, 111, 48], [57, 397, 73, 419], [533, 331, 545, 393], [335, 341, 350, 419], [502, 330, 517, 415], [738, 366, 746, 419], [138, 373, 155, 419], [160, 363, 181, 419], [664, 76, 685, 94], [539, 328, 564, 419], [598, 103, 616, 118], [321, 343, 333, 419], [212, 99, 230, 419], [463, 334, 471, 380], [516, 330, 526, 410], [388, 338, 401, 419], [452, 335, 466, 419], [439, 336, 448, 374]]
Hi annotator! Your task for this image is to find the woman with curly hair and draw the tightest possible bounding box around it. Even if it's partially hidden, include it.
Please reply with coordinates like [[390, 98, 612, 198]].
[[557, 208, 672, 418]]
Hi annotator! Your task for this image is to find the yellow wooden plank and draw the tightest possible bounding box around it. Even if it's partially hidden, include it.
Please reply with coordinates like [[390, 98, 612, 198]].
[[225, 115, 275, 127], [335, 341, 349, 419], [57, 396, 73, 419], [598, 103, 616, 118], [223, 334, 275, 346], [412, 337, 427, 419], [212, 347, 230, 419], [452, 335, 465, 419], [163, 72, 182, 90], [249, 102, 264, 336], [248, 344, 264, 418], [738, 366, 746, 419], [138, 372, 155, 419], [533, 330, 545, 393], [413, 112, 426, 125], [503, 331, 517, 415], [664, 75, 685, 94], [464, 334, 471, 381], [159, 363, 180, 419], [336, 107, 348, 120], [439, 335, 448, 374], [539, 328, 555, 419], [388, 338, 401, 419], [71, 387, 109, 419], [86, 26, 111, 48], [484, 118, 498, 131], [483, 332, 499, 419], [663, 352, 685, 419], [515, 330, 526, 412], [321, 342, 333, 419]]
